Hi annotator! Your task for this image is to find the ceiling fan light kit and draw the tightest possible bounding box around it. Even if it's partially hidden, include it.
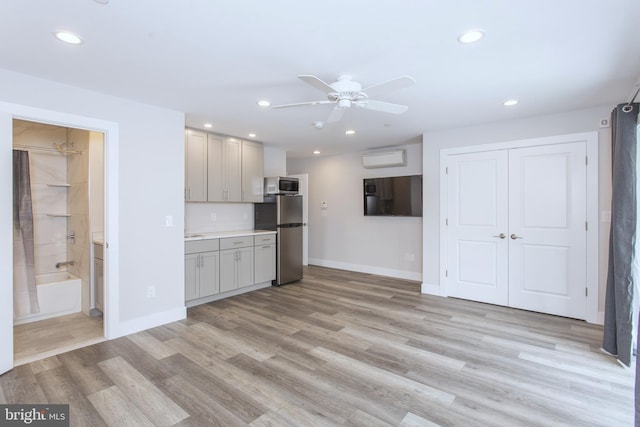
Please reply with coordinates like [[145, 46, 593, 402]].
[[271, 74, 415, 123]]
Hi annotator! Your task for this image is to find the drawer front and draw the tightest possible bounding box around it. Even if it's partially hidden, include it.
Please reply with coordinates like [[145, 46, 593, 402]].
[[220, 235, 254, 250], [254, 234, 276, 245], [185, 238, 220, 254]]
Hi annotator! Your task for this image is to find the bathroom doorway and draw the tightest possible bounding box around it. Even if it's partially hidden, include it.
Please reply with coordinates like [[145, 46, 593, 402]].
[[12, 119, 106, 365]]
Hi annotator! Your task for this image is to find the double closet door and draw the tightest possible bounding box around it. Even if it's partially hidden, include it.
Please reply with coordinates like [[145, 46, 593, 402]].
[[446, 141, 587, 319]]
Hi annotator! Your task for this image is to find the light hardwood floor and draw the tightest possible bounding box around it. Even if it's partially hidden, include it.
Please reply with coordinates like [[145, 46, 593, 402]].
[[1, 266, 634, 426], [13, 312, 104, 366]]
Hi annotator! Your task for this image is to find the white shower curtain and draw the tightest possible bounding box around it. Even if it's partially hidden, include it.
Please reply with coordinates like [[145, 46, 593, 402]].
[[13, 149, 39, 318]]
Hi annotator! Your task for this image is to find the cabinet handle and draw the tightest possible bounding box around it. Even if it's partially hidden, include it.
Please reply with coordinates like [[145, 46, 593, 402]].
[[262, 246, 270, 249]]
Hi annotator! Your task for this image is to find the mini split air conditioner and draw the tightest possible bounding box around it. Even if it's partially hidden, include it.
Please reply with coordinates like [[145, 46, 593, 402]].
[[362, 149, 406, 169]]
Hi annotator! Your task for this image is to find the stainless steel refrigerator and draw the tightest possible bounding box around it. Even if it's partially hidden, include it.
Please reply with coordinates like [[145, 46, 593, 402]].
[[254, 194, 303, 285]]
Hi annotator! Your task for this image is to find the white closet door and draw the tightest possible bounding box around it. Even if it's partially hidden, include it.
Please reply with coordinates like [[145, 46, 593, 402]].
[[508, 142, 587, 319], [447, 150, 509, 306]]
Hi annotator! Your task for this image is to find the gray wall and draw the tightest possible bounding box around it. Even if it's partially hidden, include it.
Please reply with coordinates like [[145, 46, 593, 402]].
[[288, 142, 423, 280]]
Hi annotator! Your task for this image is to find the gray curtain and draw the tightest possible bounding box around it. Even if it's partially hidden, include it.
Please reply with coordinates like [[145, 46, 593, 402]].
[[13, 149, 39, 317], [603, 103, 638, 367]]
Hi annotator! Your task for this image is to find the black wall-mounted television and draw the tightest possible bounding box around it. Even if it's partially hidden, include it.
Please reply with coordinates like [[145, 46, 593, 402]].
[[363, 175, 423, 217]]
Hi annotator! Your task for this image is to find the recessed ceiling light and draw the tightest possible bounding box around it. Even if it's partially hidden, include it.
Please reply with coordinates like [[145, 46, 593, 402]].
[[458, 30, 484, 44], [204, 123, 212, 128], [503, 99, 519, 106], [345, 129, 355, 136], [313, 150, 320, 155], [257, 100, 271, 107], [248, 133, 256, 138], [53, 31, 83, 45]]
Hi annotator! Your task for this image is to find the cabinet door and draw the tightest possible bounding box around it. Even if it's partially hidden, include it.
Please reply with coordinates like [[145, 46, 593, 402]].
[[241, 140, 264, 202], [207, 134, 224, 202], [237, 246, 254, 288], [199, 251, 220, 297], [185, 130, 207, 202], [223, 137, 242, 202], [185, 253, 200, 301], [254, 243, 275, 283], [220, 249, 238, 292]]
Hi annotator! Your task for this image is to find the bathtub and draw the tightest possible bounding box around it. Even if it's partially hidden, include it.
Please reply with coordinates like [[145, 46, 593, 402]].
[[14, 272, 82, 325]]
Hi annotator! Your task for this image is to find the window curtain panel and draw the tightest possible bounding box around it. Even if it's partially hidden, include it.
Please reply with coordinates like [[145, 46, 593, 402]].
[[603, 102, 638, 369]]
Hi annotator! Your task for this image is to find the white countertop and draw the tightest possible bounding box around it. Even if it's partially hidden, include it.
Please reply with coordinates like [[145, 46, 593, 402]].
[[185, 229, 276, 241]]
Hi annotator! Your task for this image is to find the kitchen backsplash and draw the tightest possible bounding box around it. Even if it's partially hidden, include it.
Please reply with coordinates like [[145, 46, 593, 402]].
[[185, 202, 254, 233]]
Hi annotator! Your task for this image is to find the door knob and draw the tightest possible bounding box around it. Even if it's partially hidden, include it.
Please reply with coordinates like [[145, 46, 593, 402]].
[[510, 234, 523, 240], [492, 233, 506, 239]]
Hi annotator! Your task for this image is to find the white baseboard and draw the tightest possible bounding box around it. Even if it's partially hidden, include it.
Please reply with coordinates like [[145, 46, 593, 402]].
[[107, 306, 186, 339], [308, 258, 422, 282]]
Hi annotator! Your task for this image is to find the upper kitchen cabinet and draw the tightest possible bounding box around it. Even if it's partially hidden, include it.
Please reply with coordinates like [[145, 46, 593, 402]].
[[185, 129, 207, 202], [186, 129, 264, 203], [241, 140, 264, 202], [208, 135, 241, 202]]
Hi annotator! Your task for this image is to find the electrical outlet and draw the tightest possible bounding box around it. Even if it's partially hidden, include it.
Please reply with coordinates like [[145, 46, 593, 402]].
[[147, 286, 156, 298]]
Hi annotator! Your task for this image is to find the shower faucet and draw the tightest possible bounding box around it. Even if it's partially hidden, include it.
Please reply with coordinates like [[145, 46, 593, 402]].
[[56, 260, 75, 268]]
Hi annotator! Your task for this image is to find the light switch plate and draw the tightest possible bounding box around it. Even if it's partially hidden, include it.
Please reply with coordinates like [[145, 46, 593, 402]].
[[165, 215, 173, 227]]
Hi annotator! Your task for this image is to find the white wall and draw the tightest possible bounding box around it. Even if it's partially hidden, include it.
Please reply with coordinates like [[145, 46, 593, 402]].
[[0, 68, 186, 337], [288, 142, 423, 281], [264, 146, 287, 177], [422, 105, 613, 313]]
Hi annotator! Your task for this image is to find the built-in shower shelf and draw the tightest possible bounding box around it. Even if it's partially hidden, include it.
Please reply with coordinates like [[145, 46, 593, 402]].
[[47, 183, 71, 187], [46, 213, 71, 217]]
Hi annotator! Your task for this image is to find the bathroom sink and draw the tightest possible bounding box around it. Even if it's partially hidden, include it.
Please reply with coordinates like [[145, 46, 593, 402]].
[[184, 233, 203, 238]]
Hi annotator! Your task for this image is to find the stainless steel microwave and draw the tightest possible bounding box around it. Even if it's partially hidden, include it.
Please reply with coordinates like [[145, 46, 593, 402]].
[[264, 176, 299, 195]]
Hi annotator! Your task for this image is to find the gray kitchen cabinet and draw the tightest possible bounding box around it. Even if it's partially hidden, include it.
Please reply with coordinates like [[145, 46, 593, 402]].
[[241, 140, 264, 202], [254, 234, 276, 283], [185, 239, 220, 301], [220, 236, 254, 292], [208, 136, 242, 202], [184, 129, 207, 202]]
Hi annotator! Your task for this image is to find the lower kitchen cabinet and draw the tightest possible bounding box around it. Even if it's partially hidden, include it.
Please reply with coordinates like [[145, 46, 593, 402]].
[[185, 232, 276, 306], [185, 239, 220, 301], [220, 237, 254, 292], [254, 235, 276, 283]]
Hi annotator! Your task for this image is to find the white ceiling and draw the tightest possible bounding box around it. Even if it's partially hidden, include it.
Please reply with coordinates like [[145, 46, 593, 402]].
[[1, 1, 639, 158]]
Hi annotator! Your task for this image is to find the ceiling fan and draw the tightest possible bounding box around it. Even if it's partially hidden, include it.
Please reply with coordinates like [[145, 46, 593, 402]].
[[271, 74, 416, 123]]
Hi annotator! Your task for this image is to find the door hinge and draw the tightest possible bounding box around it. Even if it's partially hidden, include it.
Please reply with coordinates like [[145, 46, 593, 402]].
[[585, 155, 588, 166], [445, 166, 448, 174], [445, 270, 448, 278], [585, 221, 588, 231], [446, 218, 448, 226], [586, 287, 588, 297]]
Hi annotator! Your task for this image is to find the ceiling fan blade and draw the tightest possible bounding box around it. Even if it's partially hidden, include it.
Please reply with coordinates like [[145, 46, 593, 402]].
[[326, 107, 345, 123], [355, 99, 408, 114], [361, 76, 415, 98], [298, 75, 337, 94], [271, 100, 334, 109]]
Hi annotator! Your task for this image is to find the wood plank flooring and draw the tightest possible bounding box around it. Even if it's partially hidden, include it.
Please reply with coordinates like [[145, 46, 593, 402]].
[[13, 312, 104, 366], [1, 266, 634, 426]]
